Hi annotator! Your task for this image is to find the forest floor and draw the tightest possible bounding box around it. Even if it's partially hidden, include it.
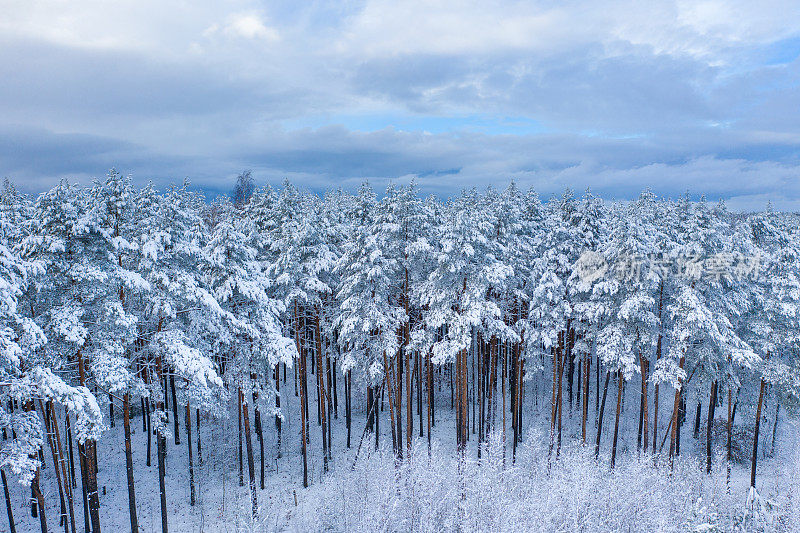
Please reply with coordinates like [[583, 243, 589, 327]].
[[8, 371, 799, 532]]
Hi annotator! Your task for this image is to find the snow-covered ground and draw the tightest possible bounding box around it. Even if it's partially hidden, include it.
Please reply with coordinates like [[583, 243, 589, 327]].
[[7, 372, 799, 532]]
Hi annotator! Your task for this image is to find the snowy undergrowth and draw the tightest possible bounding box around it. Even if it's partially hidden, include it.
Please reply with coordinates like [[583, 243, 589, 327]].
[[298, 431, 798, 533]]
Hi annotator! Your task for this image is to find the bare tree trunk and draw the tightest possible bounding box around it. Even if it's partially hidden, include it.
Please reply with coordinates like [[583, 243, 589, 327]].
[[1, 469, 14, 533], [346, 370, 352, 448], [145, 398, 152, 468], [314, 311, 329, 472], [156, 350, 168, 533], [332, 357, 338, 419], [556, 333, 566, 458], [595, 371, 611, 459], [32, 468, 47, 533], [275, 366, 282, 458], [427, 349, 433, 455], [242, 397, 258, 517], [196, 409, 202, 466], [513, 352, 523, 461], [639, 354, 649, 453], [296, 303, 309, 487], [396, 344, 403, 460], [123, 393, 139, 531], [237, 388, 244, 487], [549, 346, 557, 459], [417, 352, 423, 438], [462, 347, 469, 452], [652, 280, 664, 455], [41, 402, 67, 533], [185, 403, 196, 506], [726, 386, 732, 491], [65, 414, 76, 489], [253, 396, 263, 490], [109, 395, 114, 429], [383, 351, 399, 457], [170, 375, 180, 445], [566, 326, 575, 410], [611, 370, 623, 469], [404, 287, 412, 454], [668, 355, 686, 469], [487, 336, 498, 434], [77, 351, 101, 533], [706, 380, 717, 474], [502, 340, 507, 462], [582, 355, 589, 445], [77, 442, 90, 533], [50, 406, 76, 533], [751, 377, 766, 489]]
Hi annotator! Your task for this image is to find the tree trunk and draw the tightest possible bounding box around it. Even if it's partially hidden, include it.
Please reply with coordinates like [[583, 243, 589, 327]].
[[156, 388, 168, 532], [242, 398, 257, 518], [274, 366, 282, 458], [375, 385, 381, 450], [461, 347, 469, 452], [566, 326, 575, 410], [145, 398, 152, 468], [237, 388, 244, 487], [41, 403, 67, 533], [639, 355, 649, 453], [314, 311, 329, 472], [170, 374, 180, 445], [556, 334, 566, 458], [31, 468, 47, 533], [726, 386, 732, 491], [383, 351, 399, 457], [611, 370, 623, 469], [77, 442, 90, 533], [346, 370, 352, 448], [1, 469, 15, 533], [706, 381, 717, 474], [513, 351, 523, 461], [427, 349, 433, 454], [549, 345, 557, 459], [141, 398, 147, 433], [396, 344, 403, 460], [185, 403, 196, 506], [109, 394, 114, 429], [295, 302, 308, 488], [502, 340, 507, 461], [123, 393, 139, 531], [196, 409, 202, 467], [676, 397, 685, 456], [332, 357, 338, 419], [406, 343, 412, 453], [65, 414, 76, 489], [418, 352, 423, 438], [594, 371, 611, 459], [403, 269, 411, 452], [478, 335, 484, 459], [751, 377, 766, 488], [254, 396, 264, 490], [50, 405, 76, 533], [582, 355, 590, 445], [694, 401, 702, 439], [668, 355, 686, 469], [77, 350, 101, 533], [652, 280, 664, 455]]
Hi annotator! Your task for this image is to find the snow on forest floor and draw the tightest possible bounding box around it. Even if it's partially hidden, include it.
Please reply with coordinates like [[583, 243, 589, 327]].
[[7, 379, 800, 532]]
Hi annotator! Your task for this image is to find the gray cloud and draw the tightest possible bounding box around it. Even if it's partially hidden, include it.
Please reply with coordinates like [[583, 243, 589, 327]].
[[0, 1, 798, 211]]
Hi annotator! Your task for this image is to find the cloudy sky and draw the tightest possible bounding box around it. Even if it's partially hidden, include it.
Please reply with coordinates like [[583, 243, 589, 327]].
[[2, 1, 799, 209]]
